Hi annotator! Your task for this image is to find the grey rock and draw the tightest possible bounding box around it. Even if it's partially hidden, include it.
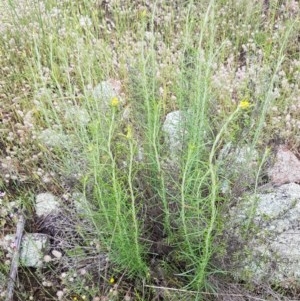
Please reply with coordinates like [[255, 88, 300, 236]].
[[0, 271, 5, 292], [224, 183, 300, 287], [38, 128, 87, 181], [218, 144, 259, 194], [20, 233, 49, 267], [72, 192, 89, 215], [64, 106, 90, 127], [136, 145, 144, 162], [35, 192, 60, 217], [218, 143, 258, 165], [235, 146, 258, 164], [92, 80, 123, 111], [0, 234, 14, 253], [0, 233, 49, 268], [162, 110, 185, 157], [38, 129, 72, 148]]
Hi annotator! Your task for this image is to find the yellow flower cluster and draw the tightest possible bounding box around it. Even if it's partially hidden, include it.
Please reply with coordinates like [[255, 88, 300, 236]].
[[110, 97, 120, 107], [239, 100, 251, 109]]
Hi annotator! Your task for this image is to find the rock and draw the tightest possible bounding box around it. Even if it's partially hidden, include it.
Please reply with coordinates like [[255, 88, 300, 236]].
[[92, 79, 123, 110], [0, 233, 49, 268], [218, 143, 258, 165], [51, 249, 62, 259], [0, 234, 14, 253], [64, 106, 90, 127], [51, 250, 62, 259], [20, 233, 49, 267], [136, 145, 144, 162], [162, 110, 185, 157], [223, 183, 300, 287], [38, 128, 87, 179], [234, 146, 258, 164], [72, 192, 89, 215], [35, 192, 60, 217], [268, 145, 300, 186], [218, 143, 259, 194], [0, 271, 5, 292], [38, 129, 73, 148]]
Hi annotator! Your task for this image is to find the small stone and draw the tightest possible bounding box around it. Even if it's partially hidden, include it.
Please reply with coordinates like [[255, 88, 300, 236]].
[[61, 272, 67, 279], [56, 290, 64, 300], [42, 281, 53, 287], [43, 255, 52, 263], [52, 249, 62, 259]]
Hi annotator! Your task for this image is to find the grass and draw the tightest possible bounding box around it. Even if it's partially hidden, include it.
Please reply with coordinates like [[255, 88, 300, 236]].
[[1, 0, 300, 300]]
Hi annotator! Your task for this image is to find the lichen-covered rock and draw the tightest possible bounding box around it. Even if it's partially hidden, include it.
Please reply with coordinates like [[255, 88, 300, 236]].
[[92, 79, 123, 111], [20, 233, 49, 267], [35, 192, 60, 217], [38, 129, 73, 148], [218, 143, 259, 167], [72, 192, 89, 215], [218, 143, 259, 195], [0, 233, 49, 268], [223, 183, 300, 287], [0, 271, 5, 292], [162, 110, 185, 157], [64, 106, 90, 127]]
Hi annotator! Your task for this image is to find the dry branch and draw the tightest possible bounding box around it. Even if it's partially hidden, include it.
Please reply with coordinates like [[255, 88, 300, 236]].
[[5, 213, 25, 301]]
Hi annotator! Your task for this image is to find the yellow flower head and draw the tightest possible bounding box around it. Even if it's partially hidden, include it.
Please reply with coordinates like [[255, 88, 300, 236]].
[[110, 97, 120, 108], [109, 277, 115, 284], [239, 100, 251, 109]]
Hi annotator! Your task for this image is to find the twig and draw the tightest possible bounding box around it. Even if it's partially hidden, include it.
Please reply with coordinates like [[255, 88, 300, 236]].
[[6, 213, 25, 301], [144, 284, 276, 301]]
